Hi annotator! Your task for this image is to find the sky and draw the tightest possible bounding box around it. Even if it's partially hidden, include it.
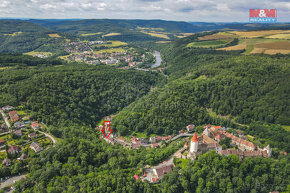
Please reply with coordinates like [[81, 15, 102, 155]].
[[0, 0, 289, 22]]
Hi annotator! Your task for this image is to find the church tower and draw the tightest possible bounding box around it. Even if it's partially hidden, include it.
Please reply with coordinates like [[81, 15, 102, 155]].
[[190, 133, 198, 153], [263, 144, 272, 158]]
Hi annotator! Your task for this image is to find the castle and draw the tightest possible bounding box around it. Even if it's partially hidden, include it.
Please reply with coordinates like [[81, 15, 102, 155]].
[[186, 125, 272, 160]]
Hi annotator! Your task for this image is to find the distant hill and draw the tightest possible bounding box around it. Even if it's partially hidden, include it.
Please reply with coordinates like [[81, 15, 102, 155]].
[[189, 22, 290, 32], [29, 19, 198, 34]]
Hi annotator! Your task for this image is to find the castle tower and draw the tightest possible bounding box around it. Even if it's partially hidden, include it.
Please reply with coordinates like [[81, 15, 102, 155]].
[[203, 127, 210, 137], [190, 133, 198, 153]]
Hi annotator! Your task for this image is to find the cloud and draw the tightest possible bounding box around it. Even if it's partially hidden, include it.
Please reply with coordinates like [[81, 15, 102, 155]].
[[0, 0, 10, 8], [0, 0, 289, 22]]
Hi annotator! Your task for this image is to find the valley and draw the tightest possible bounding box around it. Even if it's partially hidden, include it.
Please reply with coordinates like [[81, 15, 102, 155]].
[[0, 18, 289, 193]]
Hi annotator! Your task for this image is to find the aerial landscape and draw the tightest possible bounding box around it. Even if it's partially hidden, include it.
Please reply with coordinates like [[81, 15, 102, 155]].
[[0, 0, 289, 192]]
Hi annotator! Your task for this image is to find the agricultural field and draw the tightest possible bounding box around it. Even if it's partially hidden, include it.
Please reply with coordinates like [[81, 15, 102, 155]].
[[102, 33, 121, 37], [143, 32, 170, 39], [94, 48, 126, 53], [94, 41, 127, 48], [198, 32, 236, 40], [80, 32, 103, 36], [264, 33, 290, 40], [48, 33, 61, 38], [186, 40, 229, 48], [228, 30, 290, 38], [3, 32, 22, 36], [214, 30, 290, 55]]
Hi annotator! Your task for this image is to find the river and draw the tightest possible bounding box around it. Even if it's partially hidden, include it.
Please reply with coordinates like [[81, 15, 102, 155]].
[[150, 51, 162, 68]]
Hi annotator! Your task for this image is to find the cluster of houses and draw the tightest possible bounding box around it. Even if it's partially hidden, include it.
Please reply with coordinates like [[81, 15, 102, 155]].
[[0, 106, 45, 167], [99, 123, 173, 149]]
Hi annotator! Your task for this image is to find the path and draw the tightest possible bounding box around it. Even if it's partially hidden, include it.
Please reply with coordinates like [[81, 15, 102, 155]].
[[0, 174, 27, 189], [39, 131, 56, 146], [0, 110, 10, 128]]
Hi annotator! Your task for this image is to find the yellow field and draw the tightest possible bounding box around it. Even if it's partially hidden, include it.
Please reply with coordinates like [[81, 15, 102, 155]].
[[48, 34, 61, 38], [144, 32, 170, 39], [102, 33, 121, 37], [4, 32, 22, 36], [217, 43, 247, 51], [229, 30, 290, 38], [264, 49, 290, 54], [80, 32, 103, 36], [95, 48, 126, 53], [95, 41, 127, 48], [0, 67, 13, 70], [265, 33, 290, 40]]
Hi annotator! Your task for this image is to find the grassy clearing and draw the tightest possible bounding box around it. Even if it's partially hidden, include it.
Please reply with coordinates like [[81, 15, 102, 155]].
[[94, 48, 126, 53], [48, 34, 61, 38], [102, 33, 121, 37], [187, 40, 228, 48], [80, 32, 103, 36]]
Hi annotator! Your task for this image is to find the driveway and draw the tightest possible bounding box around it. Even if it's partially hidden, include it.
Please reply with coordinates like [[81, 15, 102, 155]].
[[0, 110, 10, 128], [38, 131, 56, 146]]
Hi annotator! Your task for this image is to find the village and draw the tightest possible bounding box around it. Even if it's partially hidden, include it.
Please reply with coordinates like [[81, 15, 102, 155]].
[[60, 40, 154, 67], [98, 120, 274, 183], [0, 105, 55, 183]]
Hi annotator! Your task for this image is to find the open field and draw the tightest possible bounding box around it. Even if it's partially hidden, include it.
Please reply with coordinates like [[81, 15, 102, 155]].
[[187, 40, 228, 48], [94, 48, 126, 53], [24, 51, 53, 57], [48, 34, 61, 38], [80, 32, 103, 36], [198, 32, 235, 40], [143, 32, 170, 39], [102, 33, 121, 37], [94, 41, 127, 48], [249, 41, 290, 54], [4, 32, 22, 36], [265, 33, 290, 40], [228, 30, 290, 38], [217, 43, 247, 51]]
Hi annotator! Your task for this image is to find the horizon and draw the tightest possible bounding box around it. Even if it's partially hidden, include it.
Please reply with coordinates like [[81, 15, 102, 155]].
[[0, 0, 289, 22]]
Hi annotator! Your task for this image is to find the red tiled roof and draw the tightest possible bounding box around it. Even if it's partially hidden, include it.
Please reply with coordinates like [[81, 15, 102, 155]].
[[133, 175, 139, 180], [8, 146, 20, 153], [0, 139, 5, 143], [191, 133, 198, 142], [9, 111, 18, 116]]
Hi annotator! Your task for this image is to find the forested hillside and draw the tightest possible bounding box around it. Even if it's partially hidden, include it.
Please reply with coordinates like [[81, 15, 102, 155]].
[[0, 61, 166, 137], [112, 34, 290, 151]]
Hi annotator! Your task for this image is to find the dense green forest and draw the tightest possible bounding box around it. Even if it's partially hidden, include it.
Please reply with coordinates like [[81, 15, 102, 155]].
[[0, 63, 166, 137]]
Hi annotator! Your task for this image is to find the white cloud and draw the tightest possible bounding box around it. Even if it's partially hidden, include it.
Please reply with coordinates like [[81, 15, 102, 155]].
[[0, 0, 10, 8], [0, 0, 289, 22]]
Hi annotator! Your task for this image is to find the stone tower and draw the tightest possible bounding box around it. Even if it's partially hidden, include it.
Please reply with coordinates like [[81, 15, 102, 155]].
[[190, 133, 198, 153]]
